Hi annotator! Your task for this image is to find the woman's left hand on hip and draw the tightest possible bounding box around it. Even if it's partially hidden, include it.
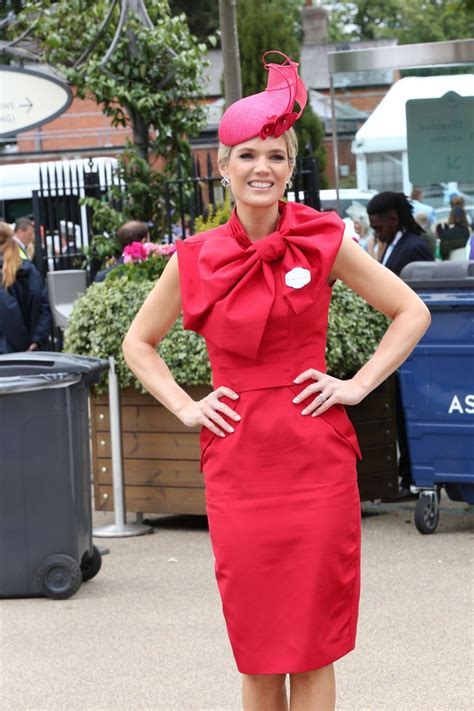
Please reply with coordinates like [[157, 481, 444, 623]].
[[292, 368, 367, 416]]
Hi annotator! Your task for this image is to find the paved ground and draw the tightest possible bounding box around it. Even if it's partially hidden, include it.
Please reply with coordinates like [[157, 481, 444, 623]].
[[1, 497, 473, 711]]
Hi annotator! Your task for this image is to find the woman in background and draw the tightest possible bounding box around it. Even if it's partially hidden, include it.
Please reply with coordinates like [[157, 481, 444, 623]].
[[346, 202, 378, 259], [436, 200, 470, 261], [0, 221, 52, 353]]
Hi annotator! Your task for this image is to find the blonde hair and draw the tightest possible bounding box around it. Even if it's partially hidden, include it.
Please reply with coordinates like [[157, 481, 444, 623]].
[[218, 127, 298, 170], [0, 221, 22, 289]]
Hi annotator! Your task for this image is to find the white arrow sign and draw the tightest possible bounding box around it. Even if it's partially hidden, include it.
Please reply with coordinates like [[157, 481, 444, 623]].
[[0, 66, 73, 138]]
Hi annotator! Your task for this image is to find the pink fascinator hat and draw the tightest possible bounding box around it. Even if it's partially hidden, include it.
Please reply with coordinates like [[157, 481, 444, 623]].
[[218, 51, 307, 147]]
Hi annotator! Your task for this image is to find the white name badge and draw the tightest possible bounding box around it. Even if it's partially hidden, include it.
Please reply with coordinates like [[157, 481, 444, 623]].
[[285, 267, 311, 289]]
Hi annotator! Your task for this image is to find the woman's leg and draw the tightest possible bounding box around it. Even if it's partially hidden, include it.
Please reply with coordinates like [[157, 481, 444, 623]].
[[289, 664, 336, 711], [242, 673, 288, 711]]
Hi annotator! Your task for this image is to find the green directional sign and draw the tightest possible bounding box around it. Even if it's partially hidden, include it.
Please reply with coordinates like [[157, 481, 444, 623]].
[[406, 92, 474, 185]]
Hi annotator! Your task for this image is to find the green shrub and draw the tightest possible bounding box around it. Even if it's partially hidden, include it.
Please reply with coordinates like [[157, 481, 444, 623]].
[[64, 274, 388, 392], [104, 255, 171, 284], [194, 193, 232, 233], [327, 281, 389, 377], [64, 280, 211, 393]]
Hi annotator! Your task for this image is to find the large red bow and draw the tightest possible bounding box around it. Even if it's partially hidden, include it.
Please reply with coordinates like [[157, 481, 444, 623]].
[[179, 203, 343, 360]]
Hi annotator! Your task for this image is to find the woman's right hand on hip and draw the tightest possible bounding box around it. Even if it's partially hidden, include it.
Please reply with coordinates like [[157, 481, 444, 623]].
[[177, 386, 240, 437]]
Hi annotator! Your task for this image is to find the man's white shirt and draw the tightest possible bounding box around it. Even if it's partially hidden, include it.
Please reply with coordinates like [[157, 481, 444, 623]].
[[381, 230, 403, 266]]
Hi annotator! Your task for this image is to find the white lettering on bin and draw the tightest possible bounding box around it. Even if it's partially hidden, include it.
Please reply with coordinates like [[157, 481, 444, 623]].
[[448, 395, 474, 415]]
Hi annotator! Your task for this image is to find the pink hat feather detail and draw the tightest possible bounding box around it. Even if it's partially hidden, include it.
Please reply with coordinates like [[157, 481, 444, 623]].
[[218, 51, 307, 146]]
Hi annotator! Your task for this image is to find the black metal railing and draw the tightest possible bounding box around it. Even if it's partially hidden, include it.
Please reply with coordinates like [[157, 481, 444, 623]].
[[164, 149, 321, 241], [32, 157, 122, 277], [32, 150, 321, 276]]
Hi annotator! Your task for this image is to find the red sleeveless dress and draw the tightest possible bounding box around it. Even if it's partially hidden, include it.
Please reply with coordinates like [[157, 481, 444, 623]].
[[176, 201, 361, 674]]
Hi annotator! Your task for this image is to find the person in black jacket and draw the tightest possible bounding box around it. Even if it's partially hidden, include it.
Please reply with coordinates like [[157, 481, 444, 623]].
[[0, 221, 52, 354], [367, 191, 434, 276], [436, 202, 470, 260], [367, 192, 434, 500]]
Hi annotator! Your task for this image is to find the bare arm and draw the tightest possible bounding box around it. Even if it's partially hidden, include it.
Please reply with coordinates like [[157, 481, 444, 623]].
[[122, 253, 239, 436], [122, 253, 190, 415], [293, 236, 431, 415]]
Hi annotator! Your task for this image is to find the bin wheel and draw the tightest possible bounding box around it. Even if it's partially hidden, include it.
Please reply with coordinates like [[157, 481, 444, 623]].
[[36, 554, 82, 599], [81, 545, 102, 582], [414, 494, 439, 535]]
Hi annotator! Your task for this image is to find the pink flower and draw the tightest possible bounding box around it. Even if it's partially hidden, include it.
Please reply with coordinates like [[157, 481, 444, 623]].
[[123, 242, 147, 262], [156, 243, 177, 256], [144, 242, 177, 257], [143, 242, 160, 257], [122, 240, 177, 264]]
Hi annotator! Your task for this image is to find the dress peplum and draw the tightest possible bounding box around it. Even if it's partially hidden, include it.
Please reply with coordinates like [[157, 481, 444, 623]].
[[176, 200, 361, 674]]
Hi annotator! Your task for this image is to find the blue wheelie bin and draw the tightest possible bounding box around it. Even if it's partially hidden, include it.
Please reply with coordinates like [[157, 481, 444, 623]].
[[399, 261, 474, 534], [0, 352, 109, 598]]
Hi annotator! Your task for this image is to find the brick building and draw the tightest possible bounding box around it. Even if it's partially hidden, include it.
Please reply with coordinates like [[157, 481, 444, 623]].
[[1, 0, 397, 188]]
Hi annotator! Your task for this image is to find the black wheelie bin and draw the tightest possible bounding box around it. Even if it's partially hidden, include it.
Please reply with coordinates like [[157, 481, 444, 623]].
[[0, 352, 108, 599]]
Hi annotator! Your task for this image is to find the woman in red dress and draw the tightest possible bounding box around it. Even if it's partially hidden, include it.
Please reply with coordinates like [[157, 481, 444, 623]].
[[123, 52, 430, 711]]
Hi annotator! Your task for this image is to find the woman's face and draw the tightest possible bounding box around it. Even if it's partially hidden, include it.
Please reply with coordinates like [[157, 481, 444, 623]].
[[219, 135, 292, 210]]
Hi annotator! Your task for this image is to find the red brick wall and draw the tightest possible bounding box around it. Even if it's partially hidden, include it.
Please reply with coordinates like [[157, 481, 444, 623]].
[[12, 88, 380, 189], [16, 94, 133, 156], [192, 147, 219, 176], [323, 136, 356, 188]]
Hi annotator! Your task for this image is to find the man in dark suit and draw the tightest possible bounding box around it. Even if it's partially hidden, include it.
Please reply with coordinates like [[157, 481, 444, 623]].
[[367, 192, 434, 276], [367, 192, 434, 500]]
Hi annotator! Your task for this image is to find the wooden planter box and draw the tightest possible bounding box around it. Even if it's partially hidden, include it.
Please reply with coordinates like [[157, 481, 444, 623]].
[[91, 377, 398, 515], [350, 375, 398, 501]]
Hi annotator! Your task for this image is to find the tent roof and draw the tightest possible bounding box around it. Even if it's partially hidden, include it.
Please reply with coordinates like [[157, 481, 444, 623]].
[[353, 75, 474, 154]]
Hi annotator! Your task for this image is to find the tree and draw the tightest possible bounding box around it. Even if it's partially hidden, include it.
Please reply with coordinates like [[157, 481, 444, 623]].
[[219, 0, 242, 106], [6, 1, 209, 248], [169, 0, 219, 42], [238, 0, 301, 95], [10, 0, 208, 166], [237, 0, 327, 183], [323, 0, 474, 43], [168, 0, 309, 44]]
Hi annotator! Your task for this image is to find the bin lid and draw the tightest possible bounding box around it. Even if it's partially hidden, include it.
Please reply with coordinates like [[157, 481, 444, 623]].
[[0, 352, 109, 388], [400, 261, 474, 289], [0, 372, 82, 394]]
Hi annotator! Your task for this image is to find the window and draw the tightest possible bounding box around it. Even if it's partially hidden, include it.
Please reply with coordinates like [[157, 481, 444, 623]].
[[367, 152, 403, 192]]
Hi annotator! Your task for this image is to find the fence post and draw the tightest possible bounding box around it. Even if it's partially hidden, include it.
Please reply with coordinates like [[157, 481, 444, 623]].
[[164, 180, 173, 243], [302, 151, 321, 211], [31, 191, 45, 275], [176, 153, 187, 239], [93, 357, 152, 538], [207, 152, 216, 209]]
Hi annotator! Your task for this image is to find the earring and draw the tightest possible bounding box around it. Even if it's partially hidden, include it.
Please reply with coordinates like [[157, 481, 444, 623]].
[[286, 177, 293, 190], [221, 175, 230, 189]]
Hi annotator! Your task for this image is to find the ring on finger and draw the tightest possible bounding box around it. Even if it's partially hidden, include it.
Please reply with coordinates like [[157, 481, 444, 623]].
[[317, 392, 327, 403]]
